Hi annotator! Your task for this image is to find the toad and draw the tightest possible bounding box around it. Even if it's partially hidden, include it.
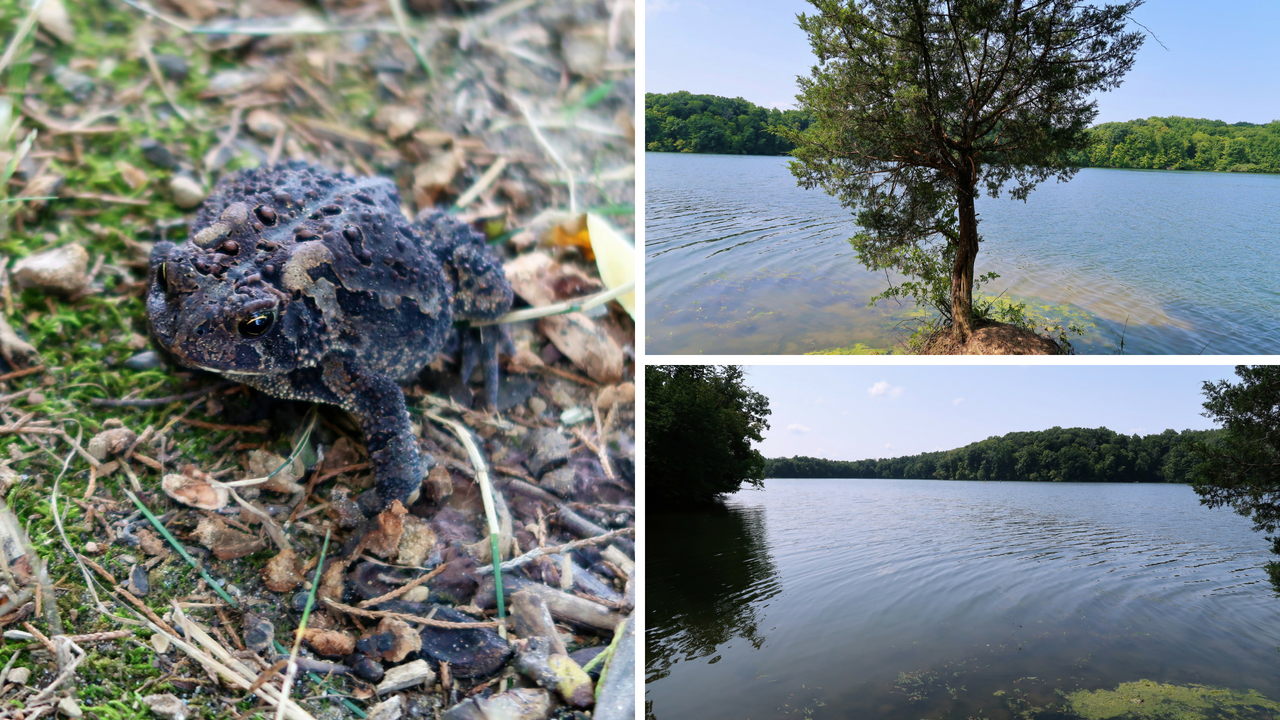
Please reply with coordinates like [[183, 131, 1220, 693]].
[[147, 163, 512, 511]]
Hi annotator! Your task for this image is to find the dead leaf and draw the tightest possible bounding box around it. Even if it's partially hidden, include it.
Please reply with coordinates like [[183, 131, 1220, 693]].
[[115, 161, 149, 191], [538, 313, 624, 384], [194, 516, 265, 560], [263, 548, 303, 592], [413, 151, 462, 206], [244, 449, 304, 494], [135, 528, 169, 558], [396, 515, 438, 568], [162, 468, 229, 511], [595, 382, 635, 411], [303, 628, 355, 657], [87, 427, 136, 461], [365, 501, 407, 559]]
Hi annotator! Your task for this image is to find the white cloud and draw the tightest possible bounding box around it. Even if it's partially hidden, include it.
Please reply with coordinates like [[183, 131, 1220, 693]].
[[868, 381, 904, 399], [953, 397, 964, 406], [1129, 427, 1147, 436], [884, 443, 894, 450], [788, 423, 811, 434]]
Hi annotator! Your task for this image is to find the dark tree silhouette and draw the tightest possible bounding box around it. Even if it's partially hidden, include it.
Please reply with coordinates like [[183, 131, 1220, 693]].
[[647, 365, 772, 506]]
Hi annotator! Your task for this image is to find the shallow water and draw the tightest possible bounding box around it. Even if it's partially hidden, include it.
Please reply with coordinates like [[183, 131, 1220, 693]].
[[646, 479, 1280, 720], [644, 153, 1280, 354]]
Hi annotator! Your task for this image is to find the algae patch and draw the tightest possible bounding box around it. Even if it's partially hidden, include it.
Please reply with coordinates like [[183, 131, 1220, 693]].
[[1059, 680, 1280, 720]]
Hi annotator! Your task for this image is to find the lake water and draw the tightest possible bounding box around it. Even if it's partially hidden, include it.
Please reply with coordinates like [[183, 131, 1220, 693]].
[[646, 479, 1280, 720], [644, 153, 1280, 354]]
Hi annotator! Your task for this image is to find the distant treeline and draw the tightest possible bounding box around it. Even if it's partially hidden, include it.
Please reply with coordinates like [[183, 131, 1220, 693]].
[[766, 427, 1224, 483], [645, 94, 1280, 173], [1075, 117, 1280, 174], [644, 92, 812, 155]]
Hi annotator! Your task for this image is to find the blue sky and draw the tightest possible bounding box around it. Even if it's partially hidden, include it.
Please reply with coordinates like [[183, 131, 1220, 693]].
[[645, 0, 1280, 124], [746, 365, 1237, 461]]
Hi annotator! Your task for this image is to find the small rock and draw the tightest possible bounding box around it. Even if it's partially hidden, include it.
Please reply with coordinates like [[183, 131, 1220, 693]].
[[153, 53, 188, 81], [124, 351, 163, 371], [366, 696, 403, 720], [151, 632, 171, 654], [442, 689, 550, 720], [541, 466, 576, 498], [348, 653, 385, 683], [365, 501, 407, 559], [327, 485, 364, 529], [376, 658, 435, 694], [524, 429, 570, 479], [528, 397, 547, 416], [142, 693, 188, 720], [245, 109, 285, 140], [57, 696, 82, 718], [372, 105, 422, 141], [561, 25, 607, 77], [26, 392, 45, 405], [119, 554, 138, 565], [138, 139, 178, 170], [560, 406, 593, 426], [116, 160, 150, 190], [395, 514, 439, 568], [418, 604, 512, 678], [88, 427, 137, 461], [12, 244, 90, 295], [6, 667, 30, 685], [128, 564, 150, 596], [422, 464, 452, 504], [169, 175, 206, 208], [35, 0, 75, 44], [83, 541, 99, 554], [136, 528, 169, 557], [243, 613, 274, 653], [51, 65, 94, 101]]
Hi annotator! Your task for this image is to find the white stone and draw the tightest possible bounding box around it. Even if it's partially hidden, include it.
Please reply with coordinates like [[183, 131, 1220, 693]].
[[376, 659, 436, 694]]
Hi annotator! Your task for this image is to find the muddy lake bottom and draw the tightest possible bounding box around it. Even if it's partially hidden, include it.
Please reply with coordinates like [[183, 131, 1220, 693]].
[[646, 479, 1280, 719], [644, 154, 1280, 355]]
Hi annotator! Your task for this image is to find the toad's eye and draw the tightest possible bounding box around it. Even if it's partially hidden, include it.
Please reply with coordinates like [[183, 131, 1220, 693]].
[[238, 311, 275, 338], [157, 262, 169, 291]]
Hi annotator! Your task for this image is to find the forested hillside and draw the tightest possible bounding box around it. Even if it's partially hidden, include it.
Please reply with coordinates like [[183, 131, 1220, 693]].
[[644, 92, 812, 155], [1076, 117, 1280, 173], [645, 95, 1280, 173], [766, 427, 1223, 483]]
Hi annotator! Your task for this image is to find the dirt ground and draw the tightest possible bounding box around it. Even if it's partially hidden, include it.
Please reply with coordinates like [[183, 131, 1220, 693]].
[[0, 0, 635, 717]]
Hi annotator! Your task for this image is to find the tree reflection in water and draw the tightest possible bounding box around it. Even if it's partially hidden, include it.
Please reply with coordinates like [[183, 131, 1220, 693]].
[[646, 500, 782, 688]]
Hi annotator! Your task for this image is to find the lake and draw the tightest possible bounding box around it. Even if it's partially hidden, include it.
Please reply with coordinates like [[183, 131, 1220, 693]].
[[644, 153, 1280, 354], [646, 479, 1280, 720]]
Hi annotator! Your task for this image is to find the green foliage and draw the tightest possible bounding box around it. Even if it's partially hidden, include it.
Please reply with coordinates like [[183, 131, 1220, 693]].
[[644, 92, 812, 155], [1077, 117, 1280, 173], [781, 0, 1144, 341], [1187, 366, 1280, 588], [766, 426, 1220, 483], [647, 365, 772, 506]]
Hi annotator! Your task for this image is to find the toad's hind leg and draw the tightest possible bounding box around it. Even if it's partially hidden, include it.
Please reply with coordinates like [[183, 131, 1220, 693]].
[[318, 357, 422, 512]]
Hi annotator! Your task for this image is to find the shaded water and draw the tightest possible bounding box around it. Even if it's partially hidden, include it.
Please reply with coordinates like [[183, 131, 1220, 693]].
[[646, 479, 1280, 720], [644, 153, 1280, 354]]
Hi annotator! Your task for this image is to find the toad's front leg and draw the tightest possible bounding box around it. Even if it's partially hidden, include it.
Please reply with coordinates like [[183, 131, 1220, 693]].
[[318, 356, 421, 513]]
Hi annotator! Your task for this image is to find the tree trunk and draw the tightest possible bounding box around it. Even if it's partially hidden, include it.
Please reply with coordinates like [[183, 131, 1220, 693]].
[[951, 179, 980, 344]]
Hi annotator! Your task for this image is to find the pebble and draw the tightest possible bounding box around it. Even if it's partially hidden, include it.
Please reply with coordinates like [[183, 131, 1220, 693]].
[[58, 697, 83, 718], [84, 542, 99, 554], [123, 351, 163, 371], [119, 554, 138, 565], [153, 54, 188, 81], [245, 109, 285, 139], [348, 653, 385, 683], [524, 428, 570, 478], [142, 693, 188, 720], [366, 696, 403, 720], [528, 397, 547, 416], [129, 564, 150, 596], [138, 139, 178, 170], [26, 392, 45, 405], [51, 65, 94, 101], [242, 613, 275, 654], [376, 659, 435, 694], [12, 243, 91, 295], [170, 175, 206, 208], [6, 667, 30, 685]]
